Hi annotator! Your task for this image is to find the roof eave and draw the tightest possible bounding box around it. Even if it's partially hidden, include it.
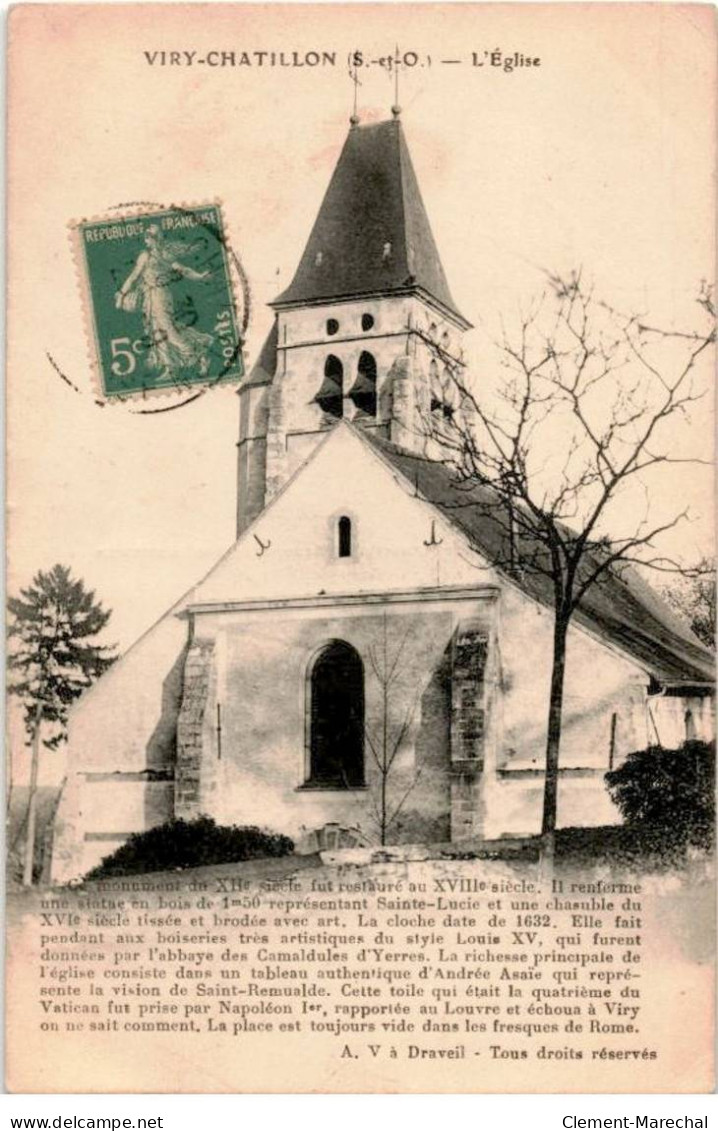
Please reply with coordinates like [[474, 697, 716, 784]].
[[649, 675, 716, 691], [237, 375, 273, 394], [270, 283, 472, 331]]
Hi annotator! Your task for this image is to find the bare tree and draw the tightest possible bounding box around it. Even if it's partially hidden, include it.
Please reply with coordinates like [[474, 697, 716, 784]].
[[365, 616, 421, 845], [661, 556, 716, 650], [423, 272, 715, 854]]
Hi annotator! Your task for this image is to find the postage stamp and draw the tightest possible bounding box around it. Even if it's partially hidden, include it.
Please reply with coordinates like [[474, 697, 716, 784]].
[[74, 203, 245, 398]]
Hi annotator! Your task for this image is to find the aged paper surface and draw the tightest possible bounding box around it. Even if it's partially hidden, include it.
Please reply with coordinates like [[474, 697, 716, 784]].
[[6, 3, 716, 1094]]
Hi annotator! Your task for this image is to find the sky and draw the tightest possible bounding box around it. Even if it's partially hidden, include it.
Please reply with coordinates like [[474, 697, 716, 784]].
[[7, 2, 715, 665]]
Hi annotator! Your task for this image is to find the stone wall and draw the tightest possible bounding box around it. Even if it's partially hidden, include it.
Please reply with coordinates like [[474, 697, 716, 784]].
[[176, 637, 218, 817], [449, 622, 490, 841], [182, 598, 498, 848], [50, 611, 189, 883], [50, 421, 714, 881], [52, 776, 175, 882]]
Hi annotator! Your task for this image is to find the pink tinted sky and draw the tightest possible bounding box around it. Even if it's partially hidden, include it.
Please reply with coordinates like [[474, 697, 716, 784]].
[[8, 4, 714, 664]]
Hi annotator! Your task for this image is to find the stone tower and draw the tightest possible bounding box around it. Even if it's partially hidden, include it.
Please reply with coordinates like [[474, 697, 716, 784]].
[[236, 113, 471, 535]]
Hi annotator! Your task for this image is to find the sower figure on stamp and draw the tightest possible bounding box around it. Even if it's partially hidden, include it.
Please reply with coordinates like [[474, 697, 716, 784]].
[[115, 223, 213, 381]]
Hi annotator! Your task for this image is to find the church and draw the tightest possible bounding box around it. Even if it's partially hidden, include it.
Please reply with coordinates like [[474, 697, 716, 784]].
[[51, 111, 714, 883]]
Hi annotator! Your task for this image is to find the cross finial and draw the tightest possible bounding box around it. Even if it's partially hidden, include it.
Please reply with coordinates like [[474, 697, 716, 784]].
[[349, 63, 361, 127], [391, 45, 402, 118]]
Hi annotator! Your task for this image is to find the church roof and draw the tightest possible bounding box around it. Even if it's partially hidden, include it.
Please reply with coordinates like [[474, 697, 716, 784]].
[[272, 118, 470, 328], [363, 431, 715, 687]]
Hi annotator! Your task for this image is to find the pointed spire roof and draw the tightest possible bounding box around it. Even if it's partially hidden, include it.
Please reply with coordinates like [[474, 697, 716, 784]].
[[272, 118, 470, 328]]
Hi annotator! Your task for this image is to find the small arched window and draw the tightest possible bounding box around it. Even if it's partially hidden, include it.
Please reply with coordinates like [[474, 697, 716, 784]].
[[307, 642, 364, 788], [326, 318, 339, 336], [338, 516, 352, 558], [315, 354, 343, 418], [361, 313, 375, 332], [349, 351, 377, 417], [430, 359, 450, 418]]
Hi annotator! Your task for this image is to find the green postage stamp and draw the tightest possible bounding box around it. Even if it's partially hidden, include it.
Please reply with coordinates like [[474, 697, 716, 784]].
[[75, 204, 244, 398]]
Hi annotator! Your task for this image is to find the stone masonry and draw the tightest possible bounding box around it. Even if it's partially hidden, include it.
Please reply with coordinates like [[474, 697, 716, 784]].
[[450, 622, 489, 840], [176, 638, 216, 817]]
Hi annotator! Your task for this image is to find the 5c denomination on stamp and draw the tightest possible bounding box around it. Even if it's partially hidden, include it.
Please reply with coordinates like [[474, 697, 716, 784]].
[[74, 203, 245, 399]]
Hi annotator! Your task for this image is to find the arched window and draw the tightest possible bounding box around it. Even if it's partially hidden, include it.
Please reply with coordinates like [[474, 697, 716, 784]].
[[349, 351, 377, 417], [307, 642, 364, 787], [326, 318, 339, 336], [430, 360, 441, 415], [361, 313, 375, 332], [429, 360, 452, 419], [315, 354, 343, 418], [338, 516, 352, 558]]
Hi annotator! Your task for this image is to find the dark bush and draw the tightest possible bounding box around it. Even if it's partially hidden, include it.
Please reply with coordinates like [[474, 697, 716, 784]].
[[84, 816, 294, 880], [555, 824, 698, 870], [605, 740, 715, 851]]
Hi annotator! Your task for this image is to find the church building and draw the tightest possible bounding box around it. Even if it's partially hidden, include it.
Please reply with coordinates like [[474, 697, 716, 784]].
[[51, 112, 714, 883]]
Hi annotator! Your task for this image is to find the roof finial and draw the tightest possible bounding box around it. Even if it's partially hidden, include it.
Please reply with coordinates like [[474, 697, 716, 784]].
[[391, 45, 402, 118], [349, 62, 361, 127]]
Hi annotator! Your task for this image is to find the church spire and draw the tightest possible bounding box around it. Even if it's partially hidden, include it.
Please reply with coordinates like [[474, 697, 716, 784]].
[[272, 117, 470, 329]]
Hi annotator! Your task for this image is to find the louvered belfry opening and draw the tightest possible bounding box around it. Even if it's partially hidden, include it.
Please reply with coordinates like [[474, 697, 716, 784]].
[[315, 354, 344, 418], [349, 351, 378, 417]]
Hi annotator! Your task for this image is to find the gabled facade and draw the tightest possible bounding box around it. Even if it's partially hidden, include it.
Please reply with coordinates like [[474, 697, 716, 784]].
[[51, 115, 714, 883]]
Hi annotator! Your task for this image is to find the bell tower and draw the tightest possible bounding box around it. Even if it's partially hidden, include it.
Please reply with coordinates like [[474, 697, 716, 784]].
[[236, 111, 471, 536]]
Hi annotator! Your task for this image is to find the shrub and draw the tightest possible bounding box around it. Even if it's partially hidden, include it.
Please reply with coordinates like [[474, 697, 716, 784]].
[[605, 740, 715, 850], [84, 816, 294, 880]]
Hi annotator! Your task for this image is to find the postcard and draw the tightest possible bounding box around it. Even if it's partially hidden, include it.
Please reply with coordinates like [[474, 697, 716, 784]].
[[6, 3, 715, 1093]]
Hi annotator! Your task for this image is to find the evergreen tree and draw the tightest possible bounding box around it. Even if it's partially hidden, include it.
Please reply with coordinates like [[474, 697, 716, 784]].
[[7, 564, 116, 884]]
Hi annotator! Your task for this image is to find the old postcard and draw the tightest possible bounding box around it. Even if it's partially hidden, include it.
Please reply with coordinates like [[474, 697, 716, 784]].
[[5, 3, 716, 1094]]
